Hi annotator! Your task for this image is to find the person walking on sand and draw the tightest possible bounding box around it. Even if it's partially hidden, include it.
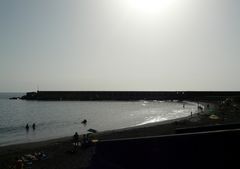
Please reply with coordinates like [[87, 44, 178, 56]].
[[32, 123, 36, 130]]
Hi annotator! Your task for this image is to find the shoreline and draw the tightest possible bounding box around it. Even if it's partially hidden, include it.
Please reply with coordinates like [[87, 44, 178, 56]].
[[0, 100, 200, 148], [0, 101, 209, 149], [1, 101, 231, 169], [93, 102, 211, 140]]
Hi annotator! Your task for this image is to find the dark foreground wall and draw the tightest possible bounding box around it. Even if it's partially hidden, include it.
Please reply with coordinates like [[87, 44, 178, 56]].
[[21, 91, 240, 101], [90, 129, 240, 169]]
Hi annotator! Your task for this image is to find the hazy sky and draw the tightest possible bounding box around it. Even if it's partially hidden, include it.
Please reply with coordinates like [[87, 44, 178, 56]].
[[0, 0, 240, 92]]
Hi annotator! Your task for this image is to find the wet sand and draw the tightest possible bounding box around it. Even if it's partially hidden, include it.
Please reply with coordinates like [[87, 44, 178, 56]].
[[1, 102, 240, 169]]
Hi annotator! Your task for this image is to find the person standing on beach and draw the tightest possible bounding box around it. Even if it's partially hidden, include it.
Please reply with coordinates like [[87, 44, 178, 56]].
[[73, 132, 79, 146], [32, 123, 36, 130]]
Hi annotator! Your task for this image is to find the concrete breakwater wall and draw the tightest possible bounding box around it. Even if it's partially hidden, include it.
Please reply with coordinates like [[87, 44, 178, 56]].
[[91, 128, 240, 169], [20, 91, 240, 101]]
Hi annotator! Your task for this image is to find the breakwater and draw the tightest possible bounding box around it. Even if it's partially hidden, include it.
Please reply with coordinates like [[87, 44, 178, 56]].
[[20, 91, 240, 101]]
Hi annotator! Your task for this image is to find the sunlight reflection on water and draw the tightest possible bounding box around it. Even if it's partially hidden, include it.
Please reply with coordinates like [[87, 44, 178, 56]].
[[138, 116, 168, 125]]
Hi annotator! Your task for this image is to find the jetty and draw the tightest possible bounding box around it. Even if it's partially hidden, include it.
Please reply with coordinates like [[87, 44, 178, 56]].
[[20, 91, 240, 101]]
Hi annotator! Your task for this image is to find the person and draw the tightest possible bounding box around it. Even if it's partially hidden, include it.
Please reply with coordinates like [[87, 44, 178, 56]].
[[82, 134, 87, 144], [73, 132, 79, 146], [207, 104, 210, 109], [15, 157, 23, 169], [81, 119, 87, 125], [32, 123, 36, 130], [25, 123, 29, 130], [191, 111, 193, 117], [82, 134, 91, 147]]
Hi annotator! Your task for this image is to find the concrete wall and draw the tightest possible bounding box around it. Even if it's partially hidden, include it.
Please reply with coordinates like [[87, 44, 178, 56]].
[[90, 129, 240, 169]]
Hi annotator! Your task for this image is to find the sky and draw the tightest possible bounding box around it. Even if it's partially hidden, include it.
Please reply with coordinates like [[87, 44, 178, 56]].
[[0, 0, 240, 92]]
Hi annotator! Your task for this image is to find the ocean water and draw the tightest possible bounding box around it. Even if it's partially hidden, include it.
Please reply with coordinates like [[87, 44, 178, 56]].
[[0, 93, 198, 146]]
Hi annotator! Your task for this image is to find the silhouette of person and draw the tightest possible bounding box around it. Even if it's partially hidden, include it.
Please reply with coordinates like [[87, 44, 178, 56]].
[[25, 124, 29, 130], [207, 104, 210, 109], [32, 123, 36, 130], [73, 132, 79, 146], [81, 119, 87, 125]]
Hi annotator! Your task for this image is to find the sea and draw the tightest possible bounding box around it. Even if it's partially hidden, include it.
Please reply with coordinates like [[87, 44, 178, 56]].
[[0, 93, 198, 146]]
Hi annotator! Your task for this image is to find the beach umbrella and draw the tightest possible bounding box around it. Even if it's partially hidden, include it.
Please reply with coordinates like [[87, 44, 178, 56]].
[[88, 128, 97, 133]]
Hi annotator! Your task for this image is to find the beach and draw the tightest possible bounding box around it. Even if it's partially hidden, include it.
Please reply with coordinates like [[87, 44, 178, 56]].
[[0, 98, 198, 146], [1, 101, 240, 169]]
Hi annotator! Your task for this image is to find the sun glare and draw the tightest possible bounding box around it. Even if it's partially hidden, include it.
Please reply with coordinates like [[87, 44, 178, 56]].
[[125, 0, 178, 15]]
